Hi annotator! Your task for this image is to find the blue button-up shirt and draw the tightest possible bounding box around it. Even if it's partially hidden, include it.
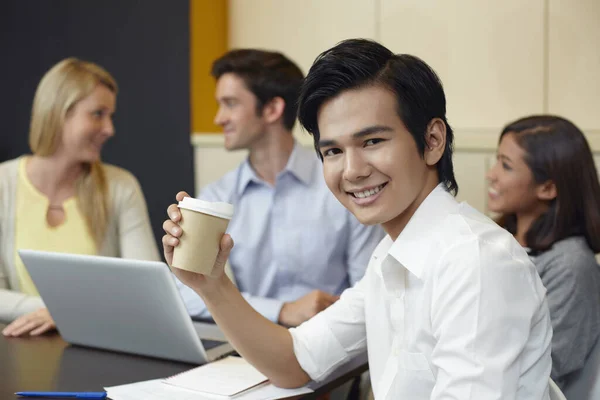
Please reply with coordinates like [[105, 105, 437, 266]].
[[176, 142, 384, 322]]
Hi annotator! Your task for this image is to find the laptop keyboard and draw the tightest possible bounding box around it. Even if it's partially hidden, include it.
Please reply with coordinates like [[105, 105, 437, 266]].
[[194, 323, 239, 357], [200, 339, 226, 351]]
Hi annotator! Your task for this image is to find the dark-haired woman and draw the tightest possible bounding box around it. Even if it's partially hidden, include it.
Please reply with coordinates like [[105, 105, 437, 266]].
[[487, 115, 600, 388]]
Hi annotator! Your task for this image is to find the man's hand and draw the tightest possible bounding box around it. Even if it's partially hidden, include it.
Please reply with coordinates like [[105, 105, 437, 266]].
[[2, 308, 56, 337], [162, 191, 234, 291], [279, 290, 340, 327], [162, 190, 191, 267]]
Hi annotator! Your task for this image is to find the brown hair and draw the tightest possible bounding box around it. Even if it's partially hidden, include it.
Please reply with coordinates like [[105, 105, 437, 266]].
[[211, 49, 304, 131], [29, 57, 118, 247], [497, 115, 600, 253]]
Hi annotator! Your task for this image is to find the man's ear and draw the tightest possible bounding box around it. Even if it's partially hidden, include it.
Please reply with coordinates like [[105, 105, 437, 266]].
[[536, 180, 557, 201], [424, 118, 446, 166], [262, 97, 286, 124]]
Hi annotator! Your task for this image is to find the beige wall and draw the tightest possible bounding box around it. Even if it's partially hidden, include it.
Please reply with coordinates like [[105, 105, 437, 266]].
[[193, 0, 600, 214]]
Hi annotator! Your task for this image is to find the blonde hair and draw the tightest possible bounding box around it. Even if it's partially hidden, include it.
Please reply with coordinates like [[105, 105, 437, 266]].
[[29, 58, 118, 247]]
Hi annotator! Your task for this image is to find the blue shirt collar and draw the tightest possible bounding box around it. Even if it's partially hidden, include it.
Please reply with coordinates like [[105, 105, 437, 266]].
[[284, 141, 316, 185], [236, 141, 316, 196]]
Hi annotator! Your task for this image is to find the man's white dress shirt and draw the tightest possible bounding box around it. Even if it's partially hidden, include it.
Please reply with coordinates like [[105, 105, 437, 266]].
[[290, 185, 553, 399]]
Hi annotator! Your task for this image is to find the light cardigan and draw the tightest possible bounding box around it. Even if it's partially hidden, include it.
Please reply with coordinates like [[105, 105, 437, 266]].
[[0, 157, 160, 322]]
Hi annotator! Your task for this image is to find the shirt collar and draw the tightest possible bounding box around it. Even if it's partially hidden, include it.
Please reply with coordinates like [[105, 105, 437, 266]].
[[236, 158, 261, 196], [385, 184, 458, 281], [284, 141, 316, 186], [236, 141, 316, 196]]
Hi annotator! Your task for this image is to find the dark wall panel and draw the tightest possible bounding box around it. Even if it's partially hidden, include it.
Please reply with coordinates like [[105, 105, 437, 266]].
[[0, 0, 194, 253]]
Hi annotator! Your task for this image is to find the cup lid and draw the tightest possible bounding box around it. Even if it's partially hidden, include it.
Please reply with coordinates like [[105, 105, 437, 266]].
[[177, 197, 234, 220]]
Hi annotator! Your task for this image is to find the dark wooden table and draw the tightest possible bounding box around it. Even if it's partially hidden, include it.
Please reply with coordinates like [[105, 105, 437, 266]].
[[0, 324, 368, 400]]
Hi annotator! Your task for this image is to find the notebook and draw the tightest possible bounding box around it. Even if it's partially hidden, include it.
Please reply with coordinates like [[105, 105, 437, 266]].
[[105, 378, 314, 400], [163, 356, 268, 397]]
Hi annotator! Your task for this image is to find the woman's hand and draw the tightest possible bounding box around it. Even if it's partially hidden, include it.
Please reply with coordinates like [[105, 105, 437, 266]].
[[2, 308, 56, 337]]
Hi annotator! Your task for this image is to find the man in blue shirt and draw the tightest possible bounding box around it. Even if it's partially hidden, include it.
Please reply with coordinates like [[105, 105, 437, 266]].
[[177, 49, 383, 327]]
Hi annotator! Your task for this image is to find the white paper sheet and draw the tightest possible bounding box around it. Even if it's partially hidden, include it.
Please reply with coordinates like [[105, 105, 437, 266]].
[[163, 356, 267, 396], [105, 379, 313, 400], [106, 379, 225, 400], [238, 382, 314, 400]]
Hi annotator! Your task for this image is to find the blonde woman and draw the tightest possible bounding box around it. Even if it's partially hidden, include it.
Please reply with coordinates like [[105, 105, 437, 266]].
[[0, 58, 159, 337]]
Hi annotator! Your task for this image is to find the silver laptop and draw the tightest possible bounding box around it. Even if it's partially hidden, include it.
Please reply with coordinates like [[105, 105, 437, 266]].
[[18, 249, 234, 364]]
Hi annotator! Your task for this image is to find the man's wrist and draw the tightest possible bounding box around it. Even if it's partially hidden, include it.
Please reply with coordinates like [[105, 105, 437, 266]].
[[194, 274, 231, 299]]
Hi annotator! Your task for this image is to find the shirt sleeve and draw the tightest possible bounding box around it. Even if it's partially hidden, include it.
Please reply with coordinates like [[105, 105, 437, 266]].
[[115, 172, 160, 261], [197, 179, 227, 203], [345, 216, 385, 285], [174, 274, 284, 322], [429, 238, 552, 399], [0, 289, 45, 322], [289, 274, 369, 381]]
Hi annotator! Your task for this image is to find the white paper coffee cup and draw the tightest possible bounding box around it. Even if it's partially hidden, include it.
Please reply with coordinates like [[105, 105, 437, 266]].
[[171, 197, 234, 276]]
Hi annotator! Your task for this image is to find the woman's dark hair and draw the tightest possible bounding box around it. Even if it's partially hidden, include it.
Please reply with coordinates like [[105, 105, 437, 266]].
[[497, 115, 600, 253], [297, 38, 457, 195], [212, 49, 304, 130]]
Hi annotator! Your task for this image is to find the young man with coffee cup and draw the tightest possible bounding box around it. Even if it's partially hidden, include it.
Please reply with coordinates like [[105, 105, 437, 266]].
[[164, 39, 553, 398], [174, 49, 383, 327]]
